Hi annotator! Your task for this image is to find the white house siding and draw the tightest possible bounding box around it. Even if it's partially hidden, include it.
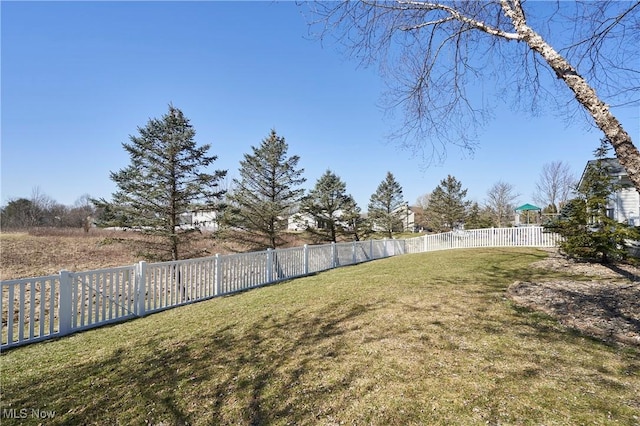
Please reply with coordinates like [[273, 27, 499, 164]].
[[191, 211, 219, 231], [181, 211, 218, 231], [580, 158, 640, 226], [288, 212, 316, 231], [371, 206, 416, 232], [612, 187, 640, 225]]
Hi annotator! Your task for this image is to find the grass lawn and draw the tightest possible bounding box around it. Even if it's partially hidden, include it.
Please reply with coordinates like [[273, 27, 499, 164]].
[[1, 248, 639, 425]]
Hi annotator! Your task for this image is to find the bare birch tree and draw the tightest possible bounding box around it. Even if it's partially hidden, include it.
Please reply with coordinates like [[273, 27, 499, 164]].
[[307, 1, 640, 188], [533, 161, 576, 213]]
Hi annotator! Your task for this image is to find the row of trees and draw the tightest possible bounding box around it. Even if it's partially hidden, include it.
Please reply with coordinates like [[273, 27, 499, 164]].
[[216, 131, 408, 248], [6, 128, 631, 265], [87, 106, 435, 258], [0, 190, 95, 231], [1, 105, 580, 261], [306, 1, 639, 264], [2, 105, 579, 260]]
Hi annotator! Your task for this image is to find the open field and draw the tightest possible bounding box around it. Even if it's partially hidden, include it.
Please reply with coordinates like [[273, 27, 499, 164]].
[[1, 229, 146, 280], [0, 229, 402, 281], [0, 229, 305, 280], [1, 248, 639, 425]]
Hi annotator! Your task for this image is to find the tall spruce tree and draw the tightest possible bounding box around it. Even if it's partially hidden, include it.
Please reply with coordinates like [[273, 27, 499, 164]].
[[340, 195, 371, 241], [99, 105, 227, 260], [424, 175, 471, 232], [300, 170, 356, 243], [465, 202, 494, 229], [547, 139, 639, 263], [368, 172, 405, 238], [222, 130, 305, 249]]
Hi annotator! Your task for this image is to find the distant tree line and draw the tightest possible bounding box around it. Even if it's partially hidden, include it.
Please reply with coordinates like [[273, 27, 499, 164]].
[[4, 105, 593, 261], [1, 189, 95, 231]]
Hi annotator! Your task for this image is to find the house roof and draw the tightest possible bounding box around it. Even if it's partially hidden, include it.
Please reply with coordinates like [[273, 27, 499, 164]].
[[515, 203, 541, 211], [578, 157, 627, 190]]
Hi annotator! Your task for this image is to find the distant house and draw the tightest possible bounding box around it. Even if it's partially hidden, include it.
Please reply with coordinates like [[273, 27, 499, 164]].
[[579, 158, 640, 226], [289, 205, 418, 233], [287, 210, 354, 232], [370, 204, 417, 233], [399, 204, 416, 232], [287, 211, 317, 232], [180, 210, 219, 231]]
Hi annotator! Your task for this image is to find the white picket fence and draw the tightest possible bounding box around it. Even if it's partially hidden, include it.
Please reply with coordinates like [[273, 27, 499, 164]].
[[1, 227, 559, 350]]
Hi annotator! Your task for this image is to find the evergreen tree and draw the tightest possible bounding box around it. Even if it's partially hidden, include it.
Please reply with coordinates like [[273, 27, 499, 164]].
[[368, 172, 404, 238], [300, 170, 355, 243], [340, 195, 372, 241], [547, 139, 639, 263], [424, 175, 471, 232], [222, 129, 305, 249], [97, 105, 226, 261], [1, 198, 38, 229], [465, 202, 494, 229]]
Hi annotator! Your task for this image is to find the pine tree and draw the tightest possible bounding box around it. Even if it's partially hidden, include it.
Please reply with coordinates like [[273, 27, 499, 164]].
[[222, 129, 305, 249], [424, 175, 471, 232], [98, 105, 226, 260], [300, 170, 357, 243], [368, 172, 405, 238], [340, 195, 372, 241], [465, 202, 494, 229], [547, 139, 639, 263]]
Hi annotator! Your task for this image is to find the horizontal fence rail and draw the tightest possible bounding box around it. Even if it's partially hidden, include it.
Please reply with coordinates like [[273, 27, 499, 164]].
[[1, 227, 559, 349]]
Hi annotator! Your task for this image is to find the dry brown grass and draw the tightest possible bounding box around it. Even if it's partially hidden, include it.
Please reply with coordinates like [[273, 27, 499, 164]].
[[0, 229, 231, 338], [0, 228, 228, 280], [0, 228, 334, 281]]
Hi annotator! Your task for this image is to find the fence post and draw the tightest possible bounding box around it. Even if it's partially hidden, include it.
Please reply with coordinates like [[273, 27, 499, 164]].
[[303, 245, 309, 275], [267, 249, 273, 282], [383, 239, 388, 257], [370, 239, 374, 259], [58, 270, 73, 336], [136, 261, 146, 317], [331, 242, 337, 268], [214, 254, 221, 296], [352, 241, 357, 264]]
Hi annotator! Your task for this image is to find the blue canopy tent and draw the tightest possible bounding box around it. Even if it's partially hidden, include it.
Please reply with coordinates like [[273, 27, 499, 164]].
[[515, 203, 541, 225]]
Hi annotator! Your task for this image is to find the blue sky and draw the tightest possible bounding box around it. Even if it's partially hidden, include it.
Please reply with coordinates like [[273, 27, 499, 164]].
[[2, 1, 638, 211]]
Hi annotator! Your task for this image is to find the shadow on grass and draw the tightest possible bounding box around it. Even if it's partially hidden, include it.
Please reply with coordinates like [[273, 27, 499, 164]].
[[480, 248, 569, 284], [5, 248, 640, 425], [603, 262, 640, 282], [511, 283, 640, 348], [6, 301, 381, 425]]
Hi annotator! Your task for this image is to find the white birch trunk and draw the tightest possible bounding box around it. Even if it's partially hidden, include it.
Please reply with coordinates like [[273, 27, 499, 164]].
[[501, 0, 640, 191]]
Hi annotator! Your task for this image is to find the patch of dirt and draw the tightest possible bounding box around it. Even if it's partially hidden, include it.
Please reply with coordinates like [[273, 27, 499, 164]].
[[508, 248, 640, 347]]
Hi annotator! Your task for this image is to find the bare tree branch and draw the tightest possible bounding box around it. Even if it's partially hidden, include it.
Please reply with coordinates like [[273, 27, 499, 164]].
[[306, 0, 640, 189]]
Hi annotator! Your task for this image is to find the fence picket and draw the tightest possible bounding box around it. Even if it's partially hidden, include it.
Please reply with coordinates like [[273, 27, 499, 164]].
[[7, 284, 15, 345], [29, 281, 36, 340]]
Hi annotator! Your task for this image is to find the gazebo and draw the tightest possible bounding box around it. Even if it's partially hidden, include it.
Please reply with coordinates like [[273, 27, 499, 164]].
[[515, 203, 541, 226]]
